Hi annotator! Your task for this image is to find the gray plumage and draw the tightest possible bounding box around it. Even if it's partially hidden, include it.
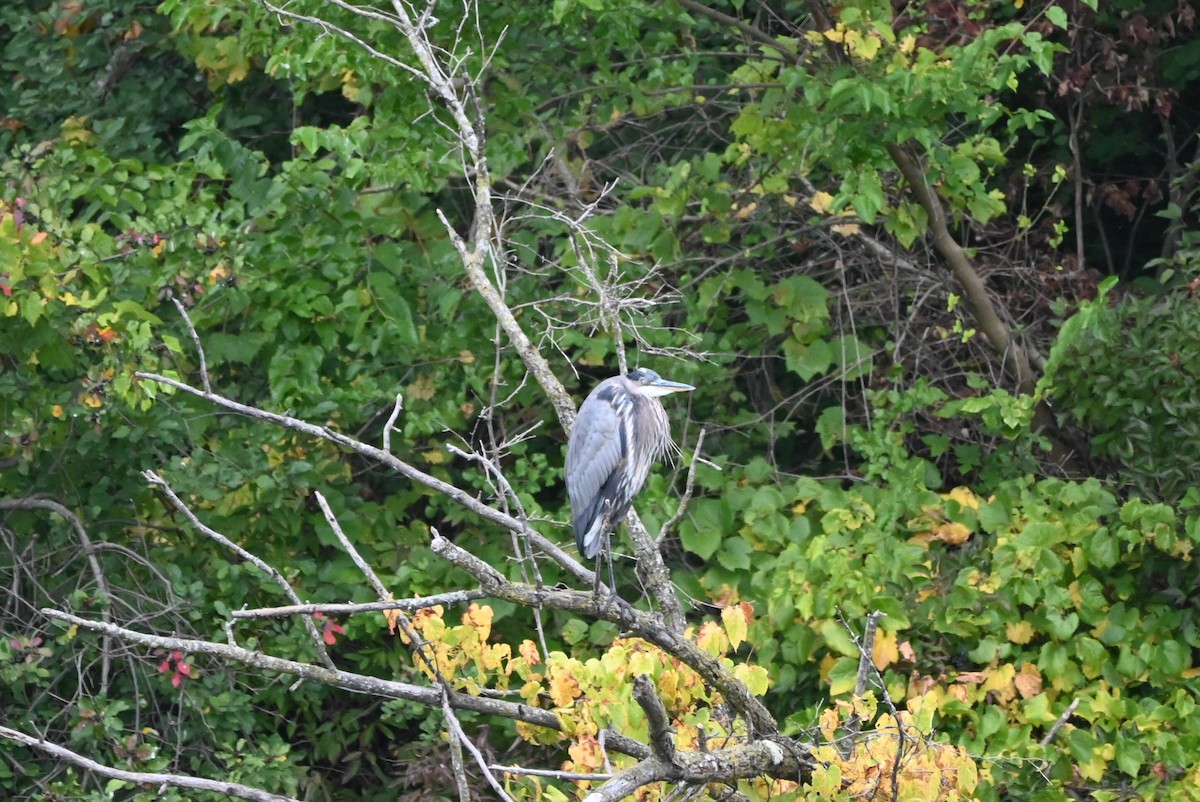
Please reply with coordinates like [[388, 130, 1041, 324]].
[[566, 368, 694, 559]]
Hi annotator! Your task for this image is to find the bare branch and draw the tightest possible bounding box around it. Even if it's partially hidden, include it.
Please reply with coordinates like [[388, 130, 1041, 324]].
[[43, 609, 658, 763], [143, 471, 335, 670], [0, 498, 113, 692], [315, 491, 391, 600], [1040, 697, 1080, 748], [491, 765, 613, 781], [657, 428, 708, 545], [260, 0, 424, 81], [0, 725, 301, 802], [887, 143, 1036, 394], [441, 687, 517, 802], [133, 372, 593, 586], [232, 592, 486, 621], [170, 296, 210, 394], [634, 674, 678, 765], [853, 611, 884, 698], [383, 392, 404, 452]]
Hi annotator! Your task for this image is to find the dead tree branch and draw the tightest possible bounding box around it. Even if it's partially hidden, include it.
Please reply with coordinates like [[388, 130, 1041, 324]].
[[0, 497, 113, 692], [143, 470, 335, 670], [0, 725, 301, 802]]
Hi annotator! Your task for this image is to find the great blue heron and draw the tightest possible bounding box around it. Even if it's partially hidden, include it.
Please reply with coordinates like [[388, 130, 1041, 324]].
[[566, 368, 695, 560]]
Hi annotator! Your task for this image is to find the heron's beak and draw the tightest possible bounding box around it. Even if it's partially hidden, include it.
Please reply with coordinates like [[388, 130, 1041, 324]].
[[649, 379, 695, 395]]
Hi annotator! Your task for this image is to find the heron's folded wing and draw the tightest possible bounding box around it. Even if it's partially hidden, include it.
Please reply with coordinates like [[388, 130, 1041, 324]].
[[565, 394, 626, 523]]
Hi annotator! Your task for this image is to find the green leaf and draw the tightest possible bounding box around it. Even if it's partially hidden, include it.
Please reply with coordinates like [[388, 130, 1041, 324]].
[[680, 499, 728, 560]]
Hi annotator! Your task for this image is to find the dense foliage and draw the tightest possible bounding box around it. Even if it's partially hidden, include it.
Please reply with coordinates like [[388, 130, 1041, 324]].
[[3, 0, 1200, 800]]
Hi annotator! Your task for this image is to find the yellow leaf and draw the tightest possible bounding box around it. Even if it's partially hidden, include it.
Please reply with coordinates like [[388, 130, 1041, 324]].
[[944, 486, 980, 510], [568, 735, 604, 770], [547, 664, 582, 707], [931, 522, 972, 545], [51, 404, 64, 418], [733, 663, 770, 696], [695, 620, 728, 656], [1006, 620, 1034, 644], [872, 629, 899, 670], [67, 624, 78, 640], [519, 639, 541, 666], [721, 602, 751, 650], [462, 603, 493, 642], [406, 373, 437, 401], [982, 663, 1015, 693], [809, 191, 835, 213], [422, 449, 446, 465], [733, 202, 758, 220], [831, 222, 861, 236]]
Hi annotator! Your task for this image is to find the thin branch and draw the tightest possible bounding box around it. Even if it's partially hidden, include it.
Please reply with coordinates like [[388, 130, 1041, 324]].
[[491, 765, 613, 781], [143, 471, 335, 670], [443, 690, 474, 802], [0, 498, 113, 693], [383, 393, 404, 452], [260, 0, 424, 81], [1039, 697, 1080, 748], [852, 611, 884, 698], [441, 686, 517, 802], [315, 491, 390, 600], [0, 725, 300, 802], [886, 143, 1036, 394], [657, 428, 709, 545], [41, 609, 565, 732], [232, 592, 486, 620], [171, 296, 210, 395], [672, 0, 796, 57], [133, 372, 593, 586]]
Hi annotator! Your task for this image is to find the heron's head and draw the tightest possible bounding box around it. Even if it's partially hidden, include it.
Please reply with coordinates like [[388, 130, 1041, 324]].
[[626, 368, 695, 398]]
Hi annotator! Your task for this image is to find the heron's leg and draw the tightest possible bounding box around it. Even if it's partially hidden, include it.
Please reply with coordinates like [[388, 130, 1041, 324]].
[[591, 527, 615, 611]]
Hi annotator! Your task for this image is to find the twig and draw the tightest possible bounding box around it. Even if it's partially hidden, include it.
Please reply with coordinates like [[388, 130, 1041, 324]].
[[490, 765, 613, 781], [837, 610, 906, 801], [845, 610, 885, 740], [232, 592, 487, 620], [0, 498, 113, 693], [322, 483, 513, 799], [0, 725, 300, 802], [133, 372, 594, 586], [441, 687, 517, 802], [443, 689, 473, 802], [42, 609, 561, 731], [853, 611, 884, 698], [315, 491, 390, 600], [171, 296, 210, 394], [383, 393, 404, 452], [143, 471, 335, 670], [1039, 697, 1080, 748], [657, 428, 708, 546]]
